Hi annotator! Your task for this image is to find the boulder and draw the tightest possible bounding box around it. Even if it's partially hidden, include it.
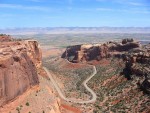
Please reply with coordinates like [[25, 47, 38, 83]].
[[122, 38, 134, 44]]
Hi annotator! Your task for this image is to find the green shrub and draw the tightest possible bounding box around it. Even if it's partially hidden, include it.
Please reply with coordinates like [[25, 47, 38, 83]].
[[26, 102, 30, 106]]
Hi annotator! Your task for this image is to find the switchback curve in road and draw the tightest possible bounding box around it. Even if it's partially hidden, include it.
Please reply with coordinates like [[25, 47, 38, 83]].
[[43, 65, 97, 104]]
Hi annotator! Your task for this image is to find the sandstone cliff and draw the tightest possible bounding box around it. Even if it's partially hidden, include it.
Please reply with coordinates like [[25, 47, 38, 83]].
[[0, 37, 41, 106], [24, 40, 42, 68], [62, 38, 140, 63]]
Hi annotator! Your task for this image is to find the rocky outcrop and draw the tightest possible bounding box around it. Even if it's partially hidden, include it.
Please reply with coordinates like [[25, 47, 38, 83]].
[[24, 40, 42, 68], [0, 35, 11, 42], [62, 38, 140, 63], [122, 38, 134, 44], [140, 78, 150, 94], [133, 53, 150, 64], [0, 37, 41, 106], [122, 43, 150, 94], [110, 42, 140, 52]]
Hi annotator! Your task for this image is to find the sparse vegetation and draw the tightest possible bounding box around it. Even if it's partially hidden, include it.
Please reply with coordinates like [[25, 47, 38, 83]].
[[26, 102, 30, 106], [43, 54, 150, 112], [20, 105, 23, 108], [43, 58, 94, 99], [16, 106, 21, 113], [0, 34, 7, 36]]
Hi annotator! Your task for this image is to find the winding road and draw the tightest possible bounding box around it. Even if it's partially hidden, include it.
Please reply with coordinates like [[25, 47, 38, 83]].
[[43, 65, 97, 104]]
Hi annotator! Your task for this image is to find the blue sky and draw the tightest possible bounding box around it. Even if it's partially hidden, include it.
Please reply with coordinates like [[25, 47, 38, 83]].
[[0, 0, 150, 28]]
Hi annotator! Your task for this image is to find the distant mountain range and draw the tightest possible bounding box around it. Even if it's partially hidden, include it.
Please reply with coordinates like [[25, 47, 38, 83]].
[[0, 27, 150, 35]]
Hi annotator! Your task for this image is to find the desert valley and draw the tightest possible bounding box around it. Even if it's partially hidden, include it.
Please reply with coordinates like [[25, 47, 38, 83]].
[[1, 0, 150, 112], [0, 31, 150, 113]]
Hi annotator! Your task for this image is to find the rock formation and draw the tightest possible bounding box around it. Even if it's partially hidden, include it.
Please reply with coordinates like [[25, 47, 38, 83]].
[[0, 36, 41, 106], [62, 38, 150, 94], [122, 43, 150, 94], [23, 40, 42, 68], [62, 38, 140, 63], [0, 34, 11, 42]]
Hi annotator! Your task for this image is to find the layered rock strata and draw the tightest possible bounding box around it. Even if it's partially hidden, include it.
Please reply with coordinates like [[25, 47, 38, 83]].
[[62, 38, 140, 63], [0, 37, 41, 106]]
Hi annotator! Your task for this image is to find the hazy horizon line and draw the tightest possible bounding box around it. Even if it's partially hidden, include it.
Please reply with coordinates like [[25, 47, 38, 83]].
[[1, 26, 150, 29]]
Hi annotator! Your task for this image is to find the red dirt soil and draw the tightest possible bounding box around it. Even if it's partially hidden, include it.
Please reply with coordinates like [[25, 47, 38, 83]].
[[61, 104, 82, 113], [0, 85, 39, 113], [41, 46, 65, 58], [88, 59, 110, 66], [111, 99, 122, 105], [38, 67, 49, 79], [102, 75, 118, 86], [64, 59, 110, 69], [64, 63, 89, 69]]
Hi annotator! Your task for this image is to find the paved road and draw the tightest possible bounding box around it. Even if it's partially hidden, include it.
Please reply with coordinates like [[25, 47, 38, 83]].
[[43, 65, 97, 104]]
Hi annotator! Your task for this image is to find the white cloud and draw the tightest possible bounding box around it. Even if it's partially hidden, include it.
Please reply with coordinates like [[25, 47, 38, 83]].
[[127, 2, 144, 6], [79, 6, 150, 14], [114, 0, 148, 6], [96, 0, 148, 6], [1, 14, 16, 17], [0, 4, 51, 11], [114, 8, 150, 14]]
